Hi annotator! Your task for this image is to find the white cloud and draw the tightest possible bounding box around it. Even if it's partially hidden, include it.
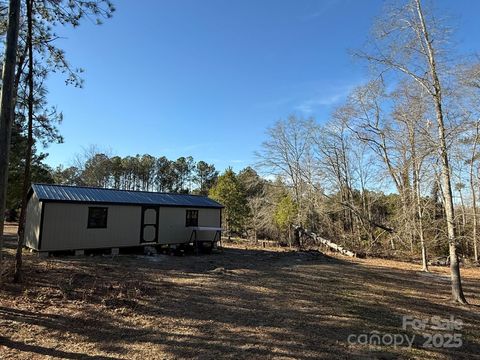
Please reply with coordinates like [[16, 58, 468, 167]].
[[256, 79, 364, 115], [301, 0, 345, 21], [294, 82, 360, 114], [294, 93, 343, 113]]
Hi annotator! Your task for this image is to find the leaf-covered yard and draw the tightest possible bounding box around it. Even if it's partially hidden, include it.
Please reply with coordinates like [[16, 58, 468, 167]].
[[1, 226, 479, 359]]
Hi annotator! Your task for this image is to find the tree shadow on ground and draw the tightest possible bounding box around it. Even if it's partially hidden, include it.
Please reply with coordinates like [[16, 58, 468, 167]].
[[1, 239, 479, 359], [0, 335, 121, 360]]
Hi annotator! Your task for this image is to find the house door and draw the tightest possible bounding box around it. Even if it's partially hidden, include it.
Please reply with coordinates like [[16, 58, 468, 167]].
[[140, 206, 159, 243]]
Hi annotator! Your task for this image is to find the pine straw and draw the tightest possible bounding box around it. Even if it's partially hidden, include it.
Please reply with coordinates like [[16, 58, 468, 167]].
[[0, 236, 479, 359]]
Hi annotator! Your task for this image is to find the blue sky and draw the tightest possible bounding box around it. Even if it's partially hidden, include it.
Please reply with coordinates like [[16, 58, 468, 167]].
[[44, 0, 480, 172]]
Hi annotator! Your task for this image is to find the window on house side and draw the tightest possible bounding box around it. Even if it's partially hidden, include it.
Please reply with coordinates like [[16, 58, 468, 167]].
[[88, 207, 108, 228], [186, 210, 198, 227]]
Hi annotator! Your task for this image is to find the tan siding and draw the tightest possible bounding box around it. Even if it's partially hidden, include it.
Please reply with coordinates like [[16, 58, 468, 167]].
[[158, 207, 221, 244], [40, 202, 221, 251], [24, 193, 41, 250], [41, 203, 142, 251]]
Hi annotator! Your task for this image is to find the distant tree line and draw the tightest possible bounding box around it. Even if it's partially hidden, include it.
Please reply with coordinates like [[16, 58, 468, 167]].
[[52, 153, 218, 195]]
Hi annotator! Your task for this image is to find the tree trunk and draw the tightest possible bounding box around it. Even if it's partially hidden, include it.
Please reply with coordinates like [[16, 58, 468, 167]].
[[434, 103, 467, 302], [414, 172, 428, 271], [412, 160, 428, 271], [415, 0, 467, 304], [470, 123, 479, 263], [435, 99, 467, 303], [0, 0, 21, 266], [472, 187, 478, 263], [408, 114, 428, 271], [14, 0, 34, 283], [458, 188, 466, 233]]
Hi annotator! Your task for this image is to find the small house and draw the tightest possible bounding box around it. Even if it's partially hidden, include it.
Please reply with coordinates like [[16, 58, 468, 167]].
[[24, 184, 223, 254]]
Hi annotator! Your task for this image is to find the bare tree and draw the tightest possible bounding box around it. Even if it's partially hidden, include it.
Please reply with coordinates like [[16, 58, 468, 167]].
[[255, 115, 315, 226], [346, 80, 414, 250], [313, 118, 355, 232], [392, 80, 433, 271], [458, 62, 480, 263], [357, 0, 466, 302], [468, 123, 480, 263]]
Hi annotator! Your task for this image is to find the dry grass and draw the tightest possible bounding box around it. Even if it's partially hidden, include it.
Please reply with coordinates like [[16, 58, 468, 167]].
[[0, 229, 479, 359]]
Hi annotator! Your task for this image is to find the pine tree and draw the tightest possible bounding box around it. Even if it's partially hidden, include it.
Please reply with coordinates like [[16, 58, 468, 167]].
[[209, 168, 248, 235]]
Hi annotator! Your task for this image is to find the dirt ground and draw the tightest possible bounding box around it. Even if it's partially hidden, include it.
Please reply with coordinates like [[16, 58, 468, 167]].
[[0, 224, 479, 359]]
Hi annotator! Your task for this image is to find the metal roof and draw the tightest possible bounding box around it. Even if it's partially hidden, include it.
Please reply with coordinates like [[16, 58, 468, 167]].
[[31, 184, 223, 208]]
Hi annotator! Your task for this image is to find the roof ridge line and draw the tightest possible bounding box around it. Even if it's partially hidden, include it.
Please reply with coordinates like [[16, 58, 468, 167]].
[[31, 184, 224, 208], [32, 183, 211, 198]]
